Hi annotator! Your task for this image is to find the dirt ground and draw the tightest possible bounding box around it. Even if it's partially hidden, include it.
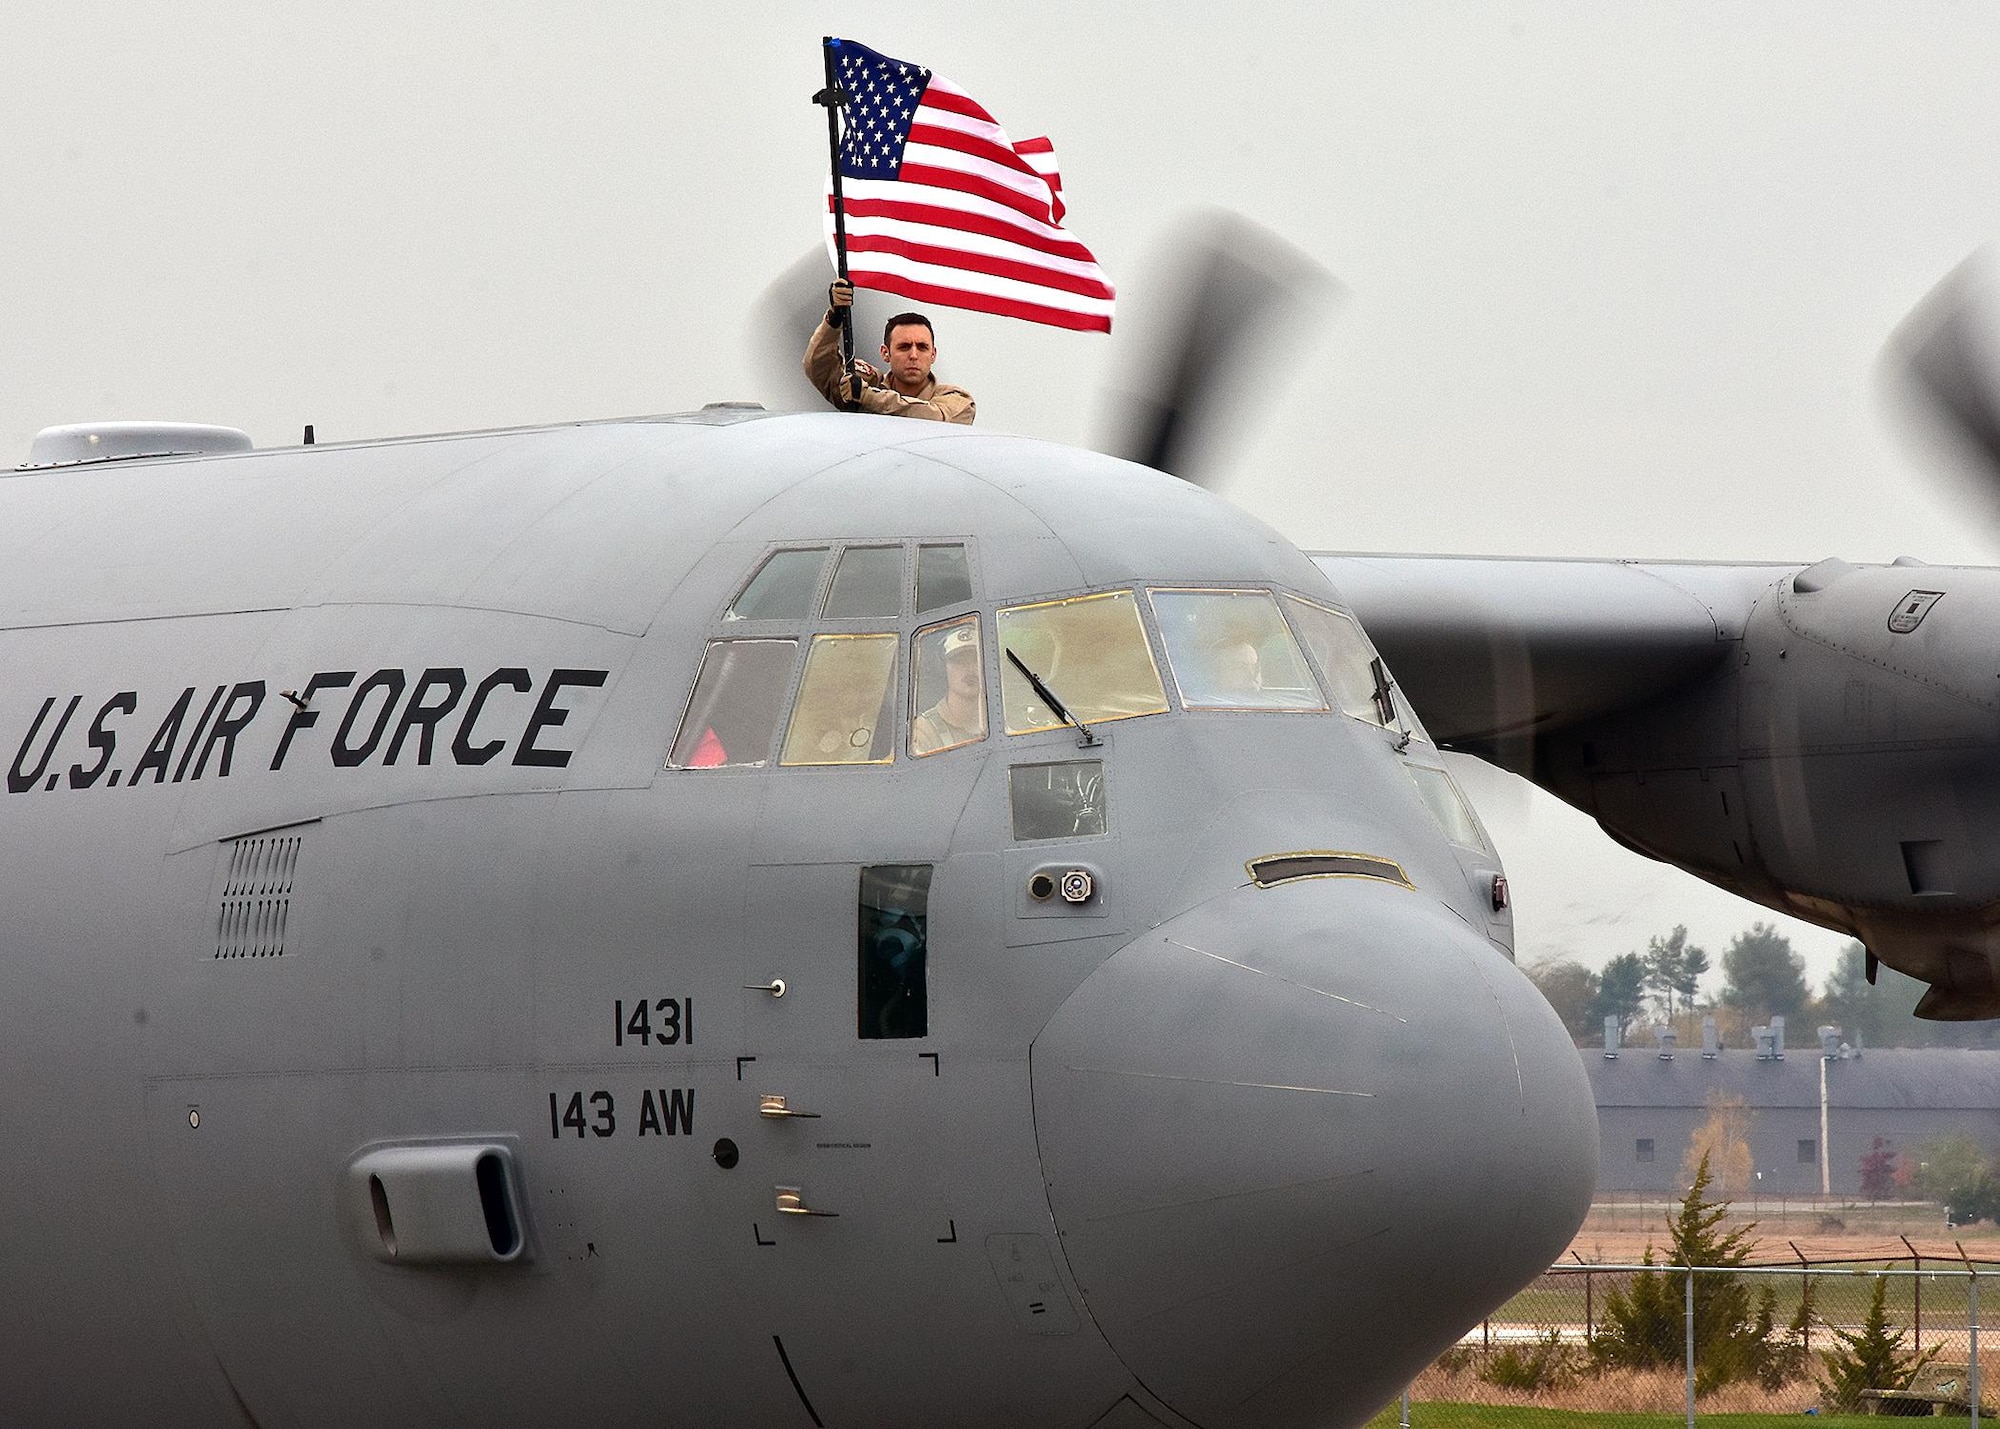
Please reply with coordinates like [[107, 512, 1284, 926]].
[[1566, 1197, 2000, 1265]]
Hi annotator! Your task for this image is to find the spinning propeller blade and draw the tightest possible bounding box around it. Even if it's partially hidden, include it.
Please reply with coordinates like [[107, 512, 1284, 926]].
[[1098, 211, 1335, 490], [1885, 249, 2000, 539]]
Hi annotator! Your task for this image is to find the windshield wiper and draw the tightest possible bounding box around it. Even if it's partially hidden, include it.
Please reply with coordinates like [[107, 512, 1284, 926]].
[[1370, 656, 1414, 751], [1005, 649, 1101, 748]]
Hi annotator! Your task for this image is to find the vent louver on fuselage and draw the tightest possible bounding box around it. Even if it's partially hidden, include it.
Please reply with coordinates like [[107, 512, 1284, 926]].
[[1246, 851, 1412, 890], [215, 834, 303, 959]]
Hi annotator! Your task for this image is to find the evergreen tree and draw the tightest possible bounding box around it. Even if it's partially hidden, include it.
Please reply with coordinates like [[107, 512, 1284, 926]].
[[1759, 1280, 1816, 1392], [1590, 952, 1648, 1039], [1525, 958, 1601, 1041], [1819, 1276, 1933, 1410], [1721, 923, 1809, 1026], [1820, 942, 1882, 1045], [1642, 925, 1710, 1020], [1591, 1153, 1798, 1392]]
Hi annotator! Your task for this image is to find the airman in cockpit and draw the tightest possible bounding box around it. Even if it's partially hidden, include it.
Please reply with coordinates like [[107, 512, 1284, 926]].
[[912, 624, 986, 754]]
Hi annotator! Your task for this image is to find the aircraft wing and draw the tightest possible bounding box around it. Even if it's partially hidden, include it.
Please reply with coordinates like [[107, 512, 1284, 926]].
[[1310, 554, 1803, 748]]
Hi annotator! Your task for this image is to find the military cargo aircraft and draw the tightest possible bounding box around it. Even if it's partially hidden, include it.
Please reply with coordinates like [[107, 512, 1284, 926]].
[[0, 408, 1598, 1429]]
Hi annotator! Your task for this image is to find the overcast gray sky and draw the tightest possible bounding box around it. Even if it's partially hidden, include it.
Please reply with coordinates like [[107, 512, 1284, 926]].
[[11, 2, 1999, 991]]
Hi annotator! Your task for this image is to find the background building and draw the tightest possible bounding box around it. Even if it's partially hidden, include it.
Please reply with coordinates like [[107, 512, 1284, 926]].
[[1589, 1031, 2000, 1197]]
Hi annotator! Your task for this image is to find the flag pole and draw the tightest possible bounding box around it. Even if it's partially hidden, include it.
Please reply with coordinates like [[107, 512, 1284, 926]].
[[813, 37, 858, 404]]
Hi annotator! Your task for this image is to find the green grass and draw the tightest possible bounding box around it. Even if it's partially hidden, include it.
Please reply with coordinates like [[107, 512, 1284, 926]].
[[1364, 1407, 1892, 1428]]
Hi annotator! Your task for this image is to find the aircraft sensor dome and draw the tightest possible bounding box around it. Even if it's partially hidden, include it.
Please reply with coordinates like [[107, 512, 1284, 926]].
[[24, 421, 253, 468]]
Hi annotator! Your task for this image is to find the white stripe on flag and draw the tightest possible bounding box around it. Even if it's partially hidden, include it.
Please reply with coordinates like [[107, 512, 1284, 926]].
[[843, 250, 1116, 319]]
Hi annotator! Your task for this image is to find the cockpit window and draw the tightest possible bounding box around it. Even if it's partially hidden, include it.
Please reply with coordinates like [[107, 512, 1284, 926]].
[[1279, 595, 1429, 739], [1407, 763, 1490, 852], [781, 633, 899, 765], [1150, 589, 1327, 711], [916, 543, 973, 614], [823, 545, 903, 618], [996, 590, 1169, 734], [911, 616, 987, 757], [1278, 596, 1381, 722], [667, 638, 798, 768], [728, 549, 827, 621]]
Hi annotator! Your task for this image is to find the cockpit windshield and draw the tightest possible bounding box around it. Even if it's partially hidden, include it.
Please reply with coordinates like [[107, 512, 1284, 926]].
[[672, 542, 1435, 774], [996, 590, 1169, 734], [1150, 589, 1327, 711]]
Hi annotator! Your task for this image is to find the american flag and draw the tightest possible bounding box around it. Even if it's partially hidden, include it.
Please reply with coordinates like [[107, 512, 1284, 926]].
[[825, 38, 1114, 333]]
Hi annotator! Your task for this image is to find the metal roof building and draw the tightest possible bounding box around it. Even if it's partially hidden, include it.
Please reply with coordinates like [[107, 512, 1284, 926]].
[[1588, 1033, 2000, 1198]]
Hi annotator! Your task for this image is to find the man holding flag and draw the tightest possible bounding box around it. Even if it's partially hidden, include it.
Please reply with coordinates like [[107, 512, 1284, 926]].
[[803, 36, 1113, 421], [804, 282, 975, 423]]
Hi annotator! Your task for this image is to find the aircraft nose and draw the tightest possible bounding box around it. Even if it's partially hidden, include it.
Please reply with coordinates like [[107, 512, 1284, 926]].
[[1031, 877, 1597, 1429]]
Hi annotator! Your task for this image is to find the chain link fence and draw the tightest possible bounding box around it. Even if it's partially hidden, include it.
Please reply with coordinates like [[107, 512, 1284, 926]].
[[1376, 1262, 1999, 1427]]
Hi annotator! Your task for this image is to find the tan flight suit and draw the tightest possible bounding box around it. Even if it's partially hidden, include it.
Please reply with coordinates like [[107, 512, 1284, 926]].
[[911, 701, 983, 756], [803, 314, 976, 425]]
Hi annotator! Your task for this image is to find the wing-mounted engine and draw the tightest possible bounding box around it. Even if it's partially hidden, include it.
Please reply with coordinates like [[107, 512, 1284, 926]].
[[1537, 560, 2000, 1018], [1332, 553, 2000, 1020]]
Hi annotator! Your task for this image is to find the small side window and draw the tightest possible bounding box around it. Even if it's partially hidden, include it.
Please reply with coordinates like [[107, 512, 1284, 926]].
[[916, 543, 973, 614], [781, 633, 899, 765], [1406, 763, 1490, 853], [859, 865, 930, 1039], [666, 639, 798, 768], [823, 546, 903, 618], [1636, 1138, 1655, 1164], [728, 549, 827, 621], [911, 616, 987, 757], [1009, 760, 1107, 841]]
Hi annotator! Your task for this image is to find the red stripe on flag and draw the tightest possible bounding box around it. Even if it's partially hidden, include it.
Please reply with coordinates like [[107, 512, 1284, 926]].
[[834, 194, 1098, 263], [1013, 135, 1053, 155], [914, 87, 998, 126], [907, 122, 1040, 179], [845, 232, 1113, 300], [846, 267, 1112, 333], [895, 162, 1052, 225]]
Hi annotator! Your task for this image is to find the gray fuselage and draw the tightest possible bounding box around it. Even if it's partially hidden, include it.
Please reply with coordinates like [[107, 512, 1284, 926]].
[[0, 411, 1596, 1429]]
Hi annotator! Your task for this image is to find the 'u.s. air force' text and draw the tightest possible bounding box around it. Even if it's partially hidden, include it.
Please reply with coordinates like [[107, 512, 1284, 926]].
[[6, 665, 610, 795]]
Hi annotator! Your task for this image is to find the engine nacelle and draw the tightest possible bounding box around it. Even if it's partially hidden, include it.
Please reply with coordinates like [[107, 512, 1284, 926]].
[[1535, 560, 2000, 1018]]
